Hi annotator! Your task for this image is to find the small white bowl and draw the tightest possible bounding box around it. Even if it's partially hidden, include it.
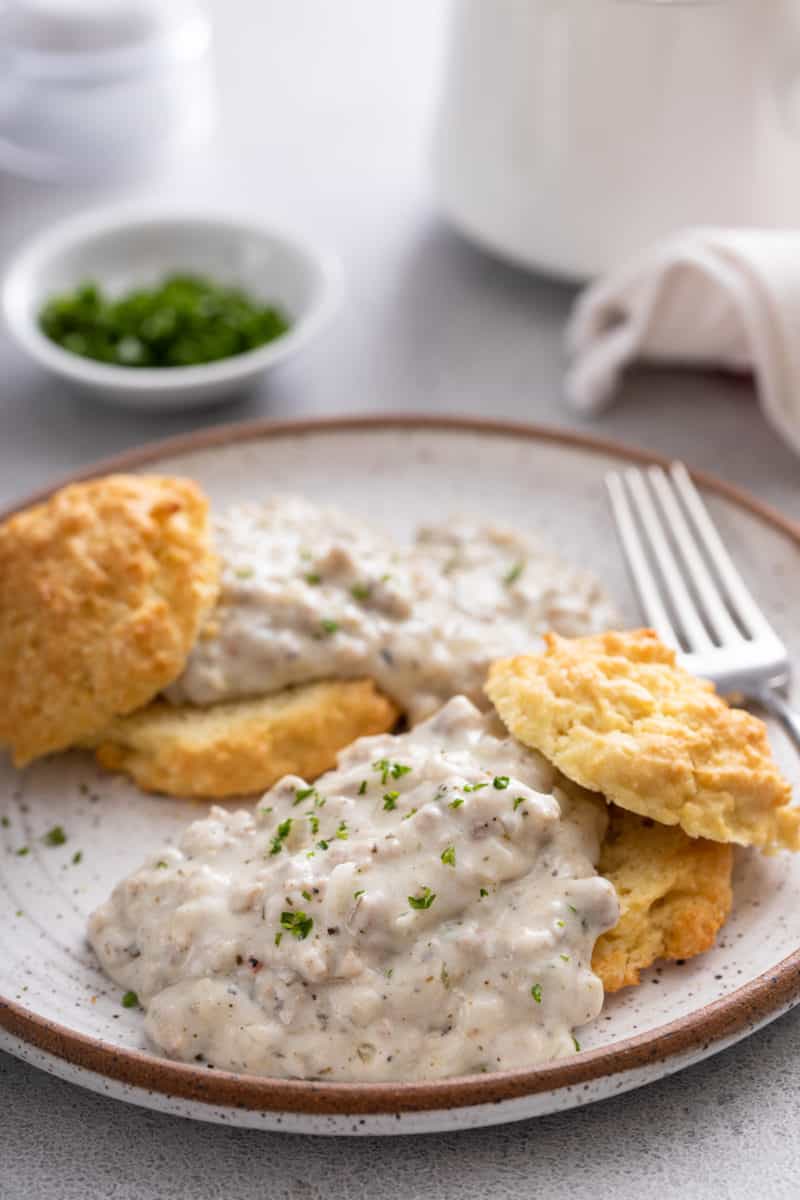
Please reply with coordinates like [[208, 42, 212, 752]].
[[2, 208, 342, 409]]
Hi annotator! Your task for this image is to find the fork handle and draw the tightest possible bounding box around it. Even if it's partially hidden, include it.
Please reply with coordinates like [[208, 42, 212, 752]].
[[755, 686, 800, 753]]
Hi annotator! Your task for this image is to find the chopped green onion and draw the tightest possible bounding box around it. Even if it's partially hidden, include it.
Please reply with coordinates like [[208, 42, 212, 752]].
[[38, 274, 290, 369]]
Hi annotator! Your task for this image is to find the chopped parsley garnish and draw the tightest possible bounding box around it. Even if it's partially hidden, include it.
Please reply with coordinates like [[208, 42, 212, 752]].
[[43, 825, 67, 846], [513, 796, 525, 811], [567, 904, 578, 914], [372, 759, 411, 784], [350, 582, 371, 601], [335, 820, 349, 840], [401, 808, 417, 821], [121, 990, 139, 1009], [492, 776, 510, 790], [374, 759, 392, 783], [72, 850, 83, 865], [317, 839, 330, 851], [560, 954, 570, 962], [269, 818, 293, 855], [463, 782, 487, 793], [572, 1035, 581, 1053], [308, 814, 320, 835], [408, 886, 436, 910], [556, 920, 565, 928], [280, 909, 313, 940], [274, 931, 283, 946], [301, 889, 313, 902], [448, 797, 464, 809], [383, 792, 399, 811], [479, 887, 489, 898], [503, 560, 525, 586], [16, 846, 29, 857], [155, 860, 168, 869], [294, 786, 317, 806], [440, 845, 456, 867], [1, 815, 9, 828], [353, 889, 365, 900], [304, 572, 321, 585], [531, 983, 543, 1004], [358, 780, 368, 795], [234, 564, 254, 579], [320, 618, 339, 635]]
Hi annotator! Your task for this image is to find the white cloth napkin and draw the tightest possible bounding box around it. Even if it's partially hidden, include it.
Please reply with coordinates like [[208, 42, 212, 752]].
[[564, 228, 800, 456]]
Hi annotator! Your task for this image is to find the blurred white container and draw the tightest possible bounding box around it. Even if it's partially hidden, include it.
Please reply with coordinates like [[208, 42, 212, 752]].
[[0, 0, 216, 182], [432, 0, 800, 280]]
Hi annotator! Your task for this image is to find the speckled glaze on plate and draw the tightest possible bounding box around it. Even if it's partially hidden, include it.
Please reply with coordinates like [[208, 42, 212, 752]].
[[2, 415, 800, 1136]]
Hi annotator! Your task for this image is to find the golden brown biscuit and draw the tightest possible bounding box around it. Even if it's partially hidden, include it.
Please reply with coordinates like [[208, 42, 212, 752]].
[[0, 474, 219, 766], [90, 679, 399, 798], [487, 629, 799, 852], [592, 804, 734, 991]]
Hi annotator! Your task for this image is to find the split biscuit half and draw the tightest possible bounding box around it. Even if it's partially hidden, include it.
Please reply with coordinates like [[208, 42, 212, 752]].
[[89, 679, 400, 798], [487, 629, 798, 852], [592, 804, 734, 992]]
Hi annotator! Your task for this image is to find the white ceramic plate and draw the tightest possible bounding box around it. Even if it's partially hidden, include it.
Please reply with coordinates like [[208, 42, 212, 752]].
[[2, 415, 800, 1136]]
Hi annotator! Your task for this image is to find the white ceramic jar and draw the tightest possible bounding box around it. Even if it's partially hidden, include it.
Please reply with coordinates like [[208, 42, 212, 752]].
[[0, 0, 216, 182], [432, 0, 800, 279]]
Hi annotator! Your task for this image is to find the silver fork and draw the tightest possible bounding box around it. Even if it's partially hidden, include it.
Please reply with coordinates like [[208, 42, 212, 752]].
[[606, 461, 800, 750]]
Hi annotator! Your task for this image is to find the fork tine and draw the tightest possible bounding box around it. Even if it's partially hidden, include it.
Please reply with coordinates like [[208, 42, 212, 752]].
[[605, 472, 679, 648], [623, 469, 714, 652], [647, 466, 742, 645], [669, 463, 775, 639]]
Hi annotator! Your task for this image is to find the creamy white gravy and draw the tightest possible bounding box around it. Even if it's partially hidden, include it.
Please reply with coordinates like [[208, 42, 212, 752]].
[[89, 698, 618, 1081], [168, 496, 614, 721]]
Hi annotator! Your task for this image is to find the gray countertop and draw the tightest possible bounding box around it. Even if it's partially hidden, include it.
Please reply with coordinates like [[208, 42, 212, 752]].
[[1, 3, 799, 1196]]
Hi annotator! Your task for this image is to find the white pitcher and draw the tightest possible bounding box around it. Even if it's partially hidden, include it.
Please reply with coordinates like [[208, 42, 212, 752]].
[[432, 0, 800, 279]]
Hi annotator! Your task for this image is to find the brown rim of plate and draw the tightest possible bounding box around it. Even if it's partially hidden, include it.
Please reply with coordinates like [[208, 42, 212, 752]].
[[1, 412, 799, 1116]]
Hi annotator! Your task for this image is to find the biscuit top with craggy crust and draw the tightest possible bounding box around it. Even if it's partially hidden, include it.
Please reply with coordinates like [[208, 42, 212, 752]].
[[487, 629, 799, 853], [0, 474, 219, 766]]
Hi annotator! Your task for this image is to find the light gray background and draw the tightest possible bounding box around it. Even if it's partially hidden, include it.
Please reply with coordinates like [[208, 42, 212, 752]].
[[1, 3, 799, 1197]]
